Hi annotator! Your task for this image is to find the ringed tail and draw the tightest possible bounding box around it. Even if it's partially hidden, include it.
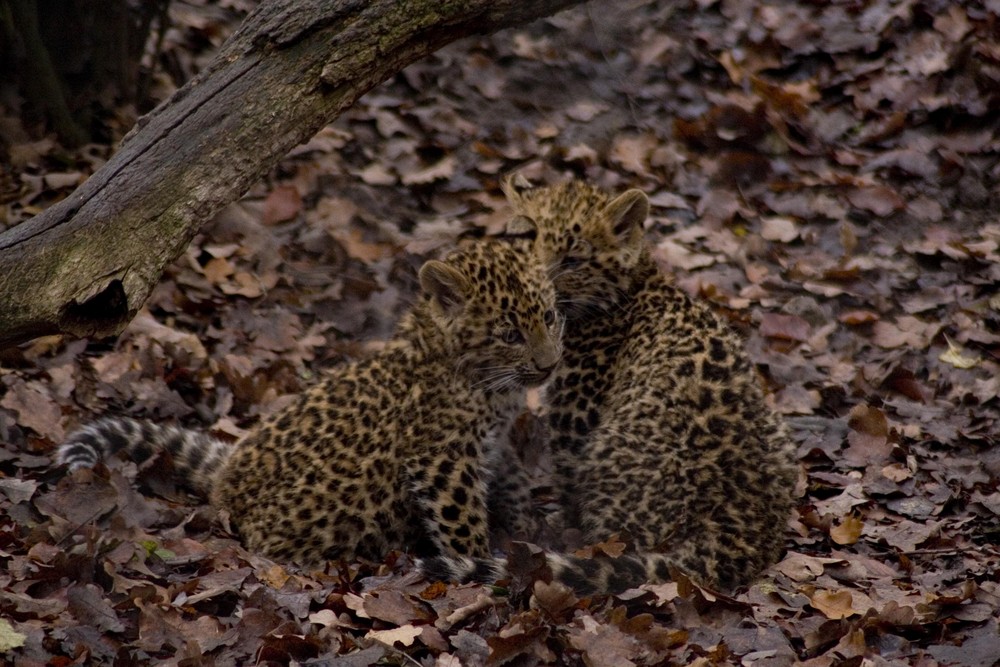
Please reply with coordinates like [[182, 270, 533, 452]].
[[57, 416, 230, 497], [419, 549, 677, 597]]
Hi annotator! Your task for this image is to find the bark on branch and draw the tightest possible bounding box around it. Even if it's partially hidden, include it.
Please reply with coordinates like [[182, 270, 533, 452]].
[[0, 0, 585, 349]]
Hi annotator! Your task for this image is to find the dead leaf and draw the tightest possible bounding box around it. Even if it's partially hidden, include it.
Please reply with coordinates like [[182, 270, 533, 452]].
[[1, 379, 64, 441], [202, 256, 236, 284], [401, 155, 456, 185], [364, 589, 432, 625], [127, 311, 208, 360], [331, 227, 395, 262], [308, 609, 339, 629], [610, 134, 657, 176], [881, 463, 913, 482], [0, 589, 67, 619], [653, 240, 720, 270], [871, 316, 938, 350], [219, 271, 266, 298], [0, 477, 37, 504], [343, 593, 371, 619], [259, 563, 291, 589], [530, 580, 578, 623], [262, 185, 302, 225], [366, 624, 423, 648], [847, 185, 905, 217], [830, 515, 863, 545], [810, 589, 858, 619], [357, 162, 396, 185], [568, 614, 640, 667], [574, 534, 627, 559], [43, 172, 83, 189], [0, 619, 26, 652], [838, 310, 879, 325], [939, 334, 979, 369], [866, 519, 940, 552], [759, 313, 811, 342], [885, 367, 928, 403], [647, 190, 690, 210], [67, 584, 125, 633], [844, 404, 892, 467], [773, 554, 847, 582], [928, 618, 1000, 667], [886, 496, 937, 520], [760, 216, 799, 242]]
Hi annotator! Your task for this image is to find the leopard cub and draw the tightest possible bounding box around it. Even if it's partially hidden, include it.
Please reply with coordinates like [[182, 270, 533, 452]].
[[424, 178, 798, 594], [58, 239, 562, 566]]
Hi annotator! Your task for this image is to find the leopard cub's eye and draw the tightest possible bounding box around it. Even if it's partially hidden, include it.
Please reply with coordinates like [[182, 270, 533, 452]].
[[561, 241, 592, 269], [543, 309, 555, 326], [500, 328, 525, 344]]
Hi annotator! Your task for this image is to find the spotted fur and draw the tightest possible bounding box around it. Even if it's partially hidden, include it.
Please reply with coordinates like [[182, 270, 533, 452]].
[[422, 179, 798, 594], [58, 240, 563, 566]]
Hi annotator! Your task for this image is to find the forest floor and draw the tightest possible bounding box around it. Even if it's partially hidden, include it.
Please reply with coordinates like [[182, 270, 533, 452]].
[[1, 0, 999, 665]]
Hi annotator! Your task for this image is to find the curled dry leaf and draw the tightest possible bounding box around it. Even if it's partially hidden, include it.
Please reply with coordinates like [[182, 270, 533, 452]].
[[530, 579, 578, 623], [939, 334, 979, 369], [760, 216, 799, 243], [568, 614, 640, 667], [357, 162, 396, 185], [654, 239, 720, 271], [838, 309, 879, 325], [67, 584, 126, 633], [364, 589, 433, 625], [0, 379, 64, 441], [366, 624, 423, 648], [610, 133, 657, 176], [809, 589, 858, 619], [0, 619, 26, 652], [881, 463, 913, 482], [870, 316, 939, 349], [847, 404, 888, 437], [844, 404, 892, 467], [829, 515, 863, 545], [773, 553, 847, 582], [401, 155, 457, 185], [847, 185, 905, 217], [647, 190, 690, 210], [262, 185, 302, 225], [759, 312, 811, 342], [308, 609, 339, 628], [927, 618, 1000, 667], [202, 256, 236, 284], [866, 519, 940, 552], [0, 477, 38, 504], [574, 534, 627, 559]]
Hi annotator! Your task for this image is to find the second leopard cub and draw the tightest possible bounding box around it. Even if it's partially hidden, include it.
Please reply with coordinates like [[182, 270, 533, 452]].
[[424, 178, 798, 594], [58, 240, 562, 566]]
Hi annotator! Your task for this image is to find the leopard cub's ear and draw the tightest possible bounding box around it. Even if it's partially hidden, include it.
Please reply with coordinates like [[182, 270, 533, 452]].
[[605, 189, 649, 242], [419, 260, 469, 315], [502, 215, 538, 241], [501, 173, 533, 203]]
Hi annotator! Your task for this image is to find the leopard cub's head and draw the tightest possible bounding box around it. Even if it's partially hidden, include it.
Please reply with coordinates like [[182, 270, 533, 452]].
[[501, 176, 650, 319], [418, 239, 562, 391]]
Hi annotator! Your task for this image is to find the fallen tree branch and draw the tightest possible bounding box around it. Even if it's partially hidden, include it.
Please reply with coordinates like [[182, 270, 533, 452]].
[[0, 0, 585, 349]]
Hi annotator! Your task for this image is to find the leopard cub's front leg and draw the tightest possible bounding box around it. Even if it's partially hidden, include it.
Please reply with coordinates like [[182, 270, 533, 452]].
[[409, 450, 491, 559]]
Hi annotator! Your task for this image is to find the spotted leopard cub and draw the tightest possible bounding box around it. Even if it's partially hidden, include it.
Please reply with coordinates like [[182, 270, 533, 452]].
[[58, 239, 562, 566], [424, 178, 798, 594]]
